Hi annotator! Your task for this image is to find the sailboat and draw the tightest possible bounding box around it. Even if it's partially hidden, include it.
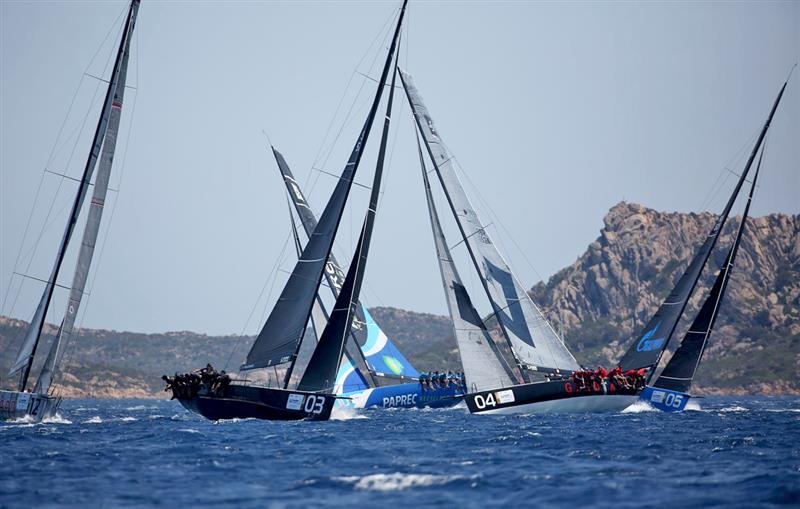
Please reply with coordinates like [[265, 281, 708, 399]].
[[635, 80, 789, 412], [273, 147, 464, 409], [1, 0, 140, 422], [169, 0, 408, 421], [402, 70, 641, 414]]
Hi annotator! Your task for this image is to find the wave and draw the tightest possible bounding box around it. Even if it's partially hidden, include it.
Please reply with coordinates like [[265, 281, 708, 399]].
[[334, 472, 474, 492], [43, 414, 72, 424], [331, 406, 367, 420], [621, 400, 657, 413], [685, 399, 703, 411], [83, 416, 103, 424], [118, 416, 137, 422], [717, 405, 749, 413]]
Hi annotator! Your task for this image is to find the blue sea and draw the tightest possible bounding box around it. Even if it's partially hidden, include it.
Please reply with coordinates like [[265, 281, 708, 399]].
[[1, 396, 798, 508]]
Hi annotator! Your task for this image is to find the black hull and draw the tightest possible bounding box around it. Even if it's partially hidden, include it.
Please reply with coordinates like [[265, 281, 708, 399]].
[[465, 379, 642, 414], [173, 384, 335, 421]]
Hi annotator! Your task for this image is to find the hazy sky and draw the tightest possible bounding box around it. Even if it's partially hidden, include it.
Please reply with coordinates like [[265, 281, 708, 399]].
[[1, 1, 798, 336]]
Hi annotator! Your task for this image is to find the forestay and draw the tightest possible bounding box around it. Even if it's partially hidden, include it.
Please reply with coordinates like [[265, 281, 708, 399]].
[[418, 136, 516, 392], [400, 70, 579, 375]]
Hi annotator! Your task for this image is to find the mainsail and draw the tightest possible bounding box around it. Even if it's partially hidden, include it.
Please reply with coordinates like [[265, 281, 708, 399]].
[[34, 4, 138, 394], [243, 0, 408, 372], [653, 148, 764, 393], [297, 64, 399, 392], [618, 80, 788, 374], [9, 0, 141, 391], [400, 70, 579, 378], [272, 147, 419, 383], [418, 135, 516, 392]]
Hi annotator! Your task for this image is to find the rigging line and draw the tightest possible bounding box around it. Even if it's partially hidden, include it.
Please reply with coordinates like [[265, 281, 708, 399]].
[[698, 128, 760, 212], [1, 11, 125, 318], [5, 19, 120, 323], [309, 7, 397, 173]]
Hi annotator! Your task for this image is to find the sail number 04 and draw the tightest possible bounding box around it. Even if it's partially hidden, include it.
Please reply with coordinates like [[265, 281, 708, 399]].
[[473, 393, 497, 409]]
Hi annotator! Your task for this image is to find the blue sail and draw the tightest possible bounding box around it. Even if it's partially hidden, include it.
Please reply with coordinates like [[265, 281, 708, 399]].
[[359, 308, 420, 379]]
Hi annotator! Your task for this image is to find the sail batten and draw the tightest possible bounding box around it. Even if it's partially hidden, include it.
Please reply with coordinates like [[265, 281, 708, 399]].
[[618, 80, 788, 374], [9, 0, 141, 391], [400, 70, 579, 376], [244, 0, 407, 373]]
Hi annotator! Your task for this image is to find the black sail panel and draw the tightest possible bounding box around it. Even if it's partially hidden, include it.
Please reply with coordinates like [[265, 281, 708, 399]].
[[297, 66, 399, 392], [654, 147, 763, 392], [618, 80, 788, 373], [244, 0, 407, 371]]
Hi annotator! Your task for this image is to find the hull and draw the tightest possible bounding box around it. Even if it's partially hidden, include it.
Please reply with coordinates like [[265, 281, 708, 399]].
[[0, 390, 61, 422], [339, 383, 463, 410], [465, 379, 641, 415], [173, 384, 335, 422], [639, 386, 691, 412]]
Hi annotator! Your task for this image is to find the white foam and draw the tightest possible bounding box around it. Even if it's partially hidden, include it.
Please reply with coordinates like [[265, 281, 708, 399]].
[[118, 416, 137, 422], [336, 472, 470, 492], [718, 405, 748, 413], [621, 400, 657, 413], [42, 414, 72, 424], [685, 399, 703, 411], [124, 405, 148, 411], [177, 428, 201, 434], [83, 416, 103, 424], [331, 406, 367, 420]]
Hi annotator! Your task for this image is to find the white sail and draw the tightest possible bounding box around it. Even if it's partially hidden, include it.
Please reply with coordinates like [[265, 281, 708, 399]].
[[419, 138, 516, 392], [401, 70, 579, 375]]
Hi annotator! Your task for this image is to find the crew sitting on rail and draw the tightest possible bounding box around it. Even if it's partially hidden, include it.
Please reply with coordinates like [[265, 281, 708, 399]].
[[162, 364, 231, 399], [418, 371, 466, 391]]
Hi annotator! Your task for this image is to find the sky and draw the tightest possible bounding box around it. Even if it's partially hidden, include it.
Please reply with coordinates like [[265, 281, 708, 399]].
[[1, 0, 798, 336]]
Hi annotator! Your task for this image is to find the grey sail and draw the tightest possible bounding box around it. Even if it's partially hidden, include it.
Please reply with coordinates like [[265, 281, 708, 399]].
[[34, 7, 136, 394], [243, 0, 407, 372], [400, 70, 579, 377], [9, 0, 141, 391], [418, 135, 516, 392]]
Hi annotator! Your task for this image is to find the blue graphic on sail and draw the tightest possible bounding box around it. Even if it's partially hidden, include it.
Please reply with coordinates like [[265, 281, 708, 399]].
[[360, 308, 420, 378], [335, 356, 369, 395], [636, 322, 666, 352]]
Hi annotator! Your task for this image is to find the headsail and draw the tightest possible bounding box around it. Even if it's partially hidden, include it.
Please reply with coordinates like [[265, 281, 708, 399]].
[[399, 70, 579, 378], [272, 147, 419, 382], [418, 134, 517, 392], [618, 80, 788, 374], [297, 63, 400, 392], [242, 0, 408, 372], [34, 3, 138, 394], [9, 0, 141, 391], [653, 147, 764, 393]]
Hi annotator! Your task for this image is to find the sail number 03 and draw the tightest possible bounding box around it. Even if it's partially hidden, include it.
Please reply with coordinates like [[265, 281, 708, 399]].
[[304, 395, 325, 414]]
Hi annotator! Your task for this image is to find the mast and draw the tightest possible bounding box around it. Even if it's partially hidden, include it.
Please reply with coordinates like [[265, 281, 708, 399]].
[[653, 146, 764, 392], [297, 64, 399, 392], [417, 132, 518, 391], [244, 0, 408, 375], [618, 79, 788, 376], [10, 0, 141, 392], [399, 70, 579, 381]]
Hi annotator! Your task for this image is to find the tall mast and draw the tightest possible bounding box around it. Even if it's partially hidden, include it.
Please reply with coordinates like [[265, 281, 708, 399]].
[[618, 79, 788, 376], [297, 63, 399, 392], [654, 145, 765, 392], [244, 0, 408, 375], [10, 0, 141, 391]]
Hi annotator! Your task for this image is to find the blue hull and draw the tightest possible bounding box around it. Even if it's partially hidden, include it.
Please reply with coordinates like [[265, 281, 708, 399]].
[[340, 383, 463, 410], [640, 386, 691, 412]]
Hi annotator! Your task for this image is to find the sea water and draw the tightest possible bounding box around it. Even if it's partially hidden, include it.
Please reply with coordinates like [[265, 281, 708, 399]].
[[0, 396, 797, 508]]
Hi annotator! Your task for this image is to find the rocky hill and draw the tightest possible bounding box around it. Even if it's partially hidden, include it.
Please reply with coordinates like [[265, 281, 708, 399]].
[[531, 202, 799, 394], [1, 202, 796, 397]]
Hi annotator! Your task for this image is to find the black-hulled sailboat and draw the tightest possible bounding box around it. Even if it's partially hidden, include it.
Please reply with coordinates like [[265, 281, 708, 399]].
[[635, 81, 788, 412], [169, 0, 408, 421], [1, 0, 139, 422], [402, 71, 641, 414]]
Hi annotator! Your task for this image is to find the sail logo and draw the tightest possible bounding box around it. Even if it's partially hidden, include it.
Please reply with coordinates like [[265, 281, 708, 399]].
[[636, 323, 666, 352], [383, 355, 404, 375]]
